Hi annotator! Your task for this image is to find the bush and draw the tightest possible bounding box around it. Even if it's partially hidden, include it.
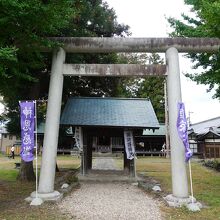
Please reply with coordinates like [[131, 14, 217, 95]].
[[203, 159, 220, 171], [65, 174, 78, 184]]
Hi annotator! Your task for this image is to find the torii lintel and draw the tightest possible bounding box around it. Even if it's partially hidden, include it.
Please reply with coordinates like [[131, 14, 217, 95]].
[[48, 37, 220, 53]]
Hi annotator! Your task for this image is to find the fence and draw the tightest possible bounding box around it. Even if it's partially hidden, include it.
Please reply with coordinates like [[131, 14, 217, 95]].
[[6, 146, 20, 156]]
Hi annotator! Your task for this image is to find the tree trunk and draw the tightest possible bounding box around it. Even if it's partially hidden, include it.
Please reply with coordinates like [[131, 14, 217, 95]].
[[17, 159, 35, 181], [56, 163, 59, 172]]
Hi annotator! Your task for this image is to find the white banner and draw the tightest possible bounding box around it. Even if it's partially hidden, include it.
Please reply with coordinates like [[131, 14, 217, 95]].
[[124, 130, 135, 160], [74, 127, 83, 151]]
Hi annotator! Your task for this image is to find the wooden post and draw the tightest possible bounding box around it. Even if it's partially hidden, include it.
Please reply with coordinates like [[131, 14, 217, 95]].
[[82, 131, 88, 175], [84, 144, 88, 174], [129, 159, 135, 177], [164, 78, 170, 158], [123, 145, 129, 174], [87, 136, 93, 170], [80, 152, 84, 175]]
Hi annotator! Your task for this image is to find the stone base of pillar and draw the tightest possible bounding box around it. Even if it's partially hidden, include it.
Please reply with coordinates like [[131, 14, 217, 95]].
[[164, 194, 202, 211], [30, 197, 44, 206], [25, 191, 63, 204]]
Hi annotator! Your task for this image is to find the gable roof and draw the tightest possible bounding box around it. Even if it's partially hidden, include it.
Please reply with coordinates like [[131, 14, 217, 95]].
[[189, 116, 220, 135], [60, 97, 159, 129], [197, 129, 220, 140]]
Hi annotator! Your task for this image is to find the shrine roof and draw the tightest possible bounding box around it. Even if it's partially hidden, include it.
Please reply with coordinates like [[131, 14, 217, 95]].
[[60, 97, 159, 129]]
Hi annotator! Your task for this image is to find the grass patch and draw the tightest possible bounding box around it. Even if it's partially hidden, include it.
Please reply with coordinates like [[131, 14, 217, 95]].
[[1, 154, 220, 219], [0, 169, 19, 181], [57, 155, 80, 169], [0, 154, 80, 220], [136, 157, 220, 220]]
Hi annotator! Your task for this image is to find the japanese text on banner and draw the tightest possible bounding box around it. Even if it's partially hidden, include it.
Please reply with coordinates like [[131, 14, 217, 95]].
[[177, 102, 193, 162], [74, 127, 83, 151], [124, 130, 135, 160], [20, 101, 35, 162]]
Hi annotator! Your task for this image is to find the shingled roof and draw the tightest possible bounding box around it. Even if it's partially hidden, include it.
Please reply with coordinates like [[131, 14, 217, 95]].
[[60, 97, 159, 129], [189, 116, 220, 135]]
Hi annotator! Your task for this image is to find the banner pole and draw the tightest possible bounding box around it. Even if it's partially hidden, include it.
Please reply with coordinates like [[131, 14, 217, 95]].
[[134, 155, 136, 178], [188, 159, 194, 203], [34, 100, 38, 199]]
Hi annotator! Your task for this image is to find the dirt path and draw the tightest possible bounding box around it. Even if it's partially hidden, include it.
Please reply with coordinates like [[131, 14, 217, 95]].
[[58, 157, 163, 220], [58, 182, 163, 220]]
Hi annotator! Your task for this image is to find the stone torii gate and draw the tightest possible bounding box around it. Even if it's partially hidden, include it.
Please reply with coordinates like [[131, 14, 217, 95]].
[[32, 37, 220, 204]]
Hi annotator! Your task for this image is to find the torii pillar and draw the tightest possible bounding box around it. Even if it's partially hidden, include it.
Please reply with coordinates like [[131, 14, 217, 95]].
[[165, 47, 189, 205], [30, 47, 66, 201]]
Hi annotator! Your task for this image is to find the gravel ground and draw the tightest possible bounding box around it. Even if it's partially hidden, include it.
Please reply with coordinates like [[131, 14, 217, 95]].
[[58, 182, 163, 220]]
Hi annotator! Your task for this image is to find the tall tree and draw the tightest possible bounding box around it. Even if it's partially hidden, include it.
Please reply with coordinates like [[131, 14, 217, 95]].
[[61, 0, 130, 102], [0, 0, 130, 181], [0, 0, 130, 128], [167, 0, 220, 99], [0, 0, 73, 181], [116, 53, 166, 123], [0, 0, 73, 127]]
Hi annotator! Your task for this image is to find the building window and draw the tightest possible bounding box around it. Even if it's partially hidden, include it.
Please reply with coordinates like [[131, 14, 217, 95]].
[[190, 143, 198, 153], [9, 135, 13, 140], [4, 134, 7, 138]]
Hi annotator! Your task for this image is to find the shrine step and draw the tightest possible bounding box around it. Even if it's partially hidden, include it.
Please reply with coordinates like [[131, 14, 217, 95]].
[[77, 170, 138, 183]]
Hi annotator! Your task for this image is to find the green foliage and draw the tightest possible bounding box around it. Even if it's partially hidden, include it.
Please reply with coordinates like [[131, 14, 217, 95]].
[[203, 159, 220, 171], [168, 0, 220, 99], [0, 0, 130, 134], [0, 0, 72, 79], [61, 0, 130, 37], [116, 53, 165, 122], [0, 47, 17, 76], [0, 0, 74, 133], [0, 0, 164, 134], [60, 0, 131, 103]]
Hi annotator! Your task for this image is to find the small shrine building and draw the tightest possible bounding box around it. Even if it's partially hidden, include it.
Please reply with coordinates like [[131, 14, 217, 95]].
[[60, 97, 159, 176]]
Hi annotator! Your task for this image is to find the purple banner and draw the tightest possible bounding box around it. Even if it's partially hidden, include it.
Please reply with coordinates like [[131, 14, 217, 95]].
[[177, 102, 193, 162], [20, 101, 35, 162]]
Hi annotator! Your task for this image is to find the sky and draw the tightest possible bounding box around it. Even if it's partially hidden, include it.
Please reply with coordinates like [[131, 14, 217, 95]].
[[106, 0, 220, 124]]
